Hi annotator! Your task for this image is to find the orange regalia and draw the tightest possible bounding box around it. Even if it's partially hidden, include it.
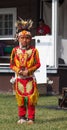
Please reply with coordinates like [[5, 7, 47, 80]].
[[10, 46, 41, 106]]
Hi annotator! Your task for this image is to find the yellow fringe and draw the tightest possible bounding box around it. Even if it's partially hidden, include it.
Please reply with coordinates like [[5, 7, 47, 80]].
[[15, 91, 24, 106], [29, 86, 39, 105]]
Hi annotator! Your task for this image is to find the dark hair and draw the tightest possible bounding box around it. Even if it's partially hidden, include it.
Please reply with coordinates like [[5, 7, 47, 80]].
[[38, 18, 44, 23]]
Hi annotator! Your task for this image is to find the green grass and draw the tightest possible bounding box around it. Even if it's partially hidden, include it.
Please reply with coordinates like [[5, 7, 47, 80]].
[[0, 94, 67, 130]]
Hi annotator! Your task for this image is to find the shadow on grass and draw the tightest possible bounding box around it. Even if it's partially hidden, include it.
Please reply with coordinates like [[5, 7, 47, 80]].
[[37, 105, 67, 110]]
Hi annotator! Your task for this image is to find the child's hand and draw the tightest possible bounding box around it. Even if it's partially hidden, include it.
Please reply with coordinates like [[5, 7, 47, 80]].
[[19, 69, 28, 76], [22, 69, 28, 76]]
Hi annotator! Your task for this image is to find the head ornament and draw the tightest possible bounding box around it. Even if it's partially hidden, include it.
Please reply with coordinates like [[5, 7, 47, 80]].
[[15, 17, 33, 33]]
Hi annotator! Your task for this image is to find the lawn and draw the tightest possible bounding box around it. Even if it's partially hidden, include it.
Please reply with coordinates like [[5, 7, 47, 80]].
[[0, 94, 67, 130]]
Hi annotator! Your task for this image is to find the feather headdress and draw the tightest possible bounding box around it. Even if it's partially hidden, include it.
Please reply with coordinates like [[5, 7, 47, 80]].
[[15, 17, 33, 33]]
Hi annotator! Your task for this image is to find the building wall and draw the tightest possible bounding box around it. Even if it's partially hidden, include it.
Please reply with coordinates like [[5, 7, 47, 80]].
[[0, 73, 14, 93], [0, 0, 39, 36]]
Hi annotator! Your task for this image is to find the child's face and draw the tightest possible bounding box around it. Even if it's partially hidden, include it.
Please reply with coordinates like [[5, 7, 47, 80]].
[[39, 21, 44, 27], [18, 35, 31, 47]]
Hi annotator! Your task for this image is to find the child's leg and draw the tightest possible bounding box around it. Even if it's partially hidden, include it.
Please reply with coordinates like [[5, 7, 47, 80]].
[[18, 106, 26, 119], [28, 105, 35, 120], [17, 106, 27, 124]]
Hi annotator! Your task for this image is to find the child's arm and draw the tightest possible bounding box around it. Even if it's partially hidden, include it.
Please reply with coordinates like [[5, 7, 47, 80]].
[[10, 48, 20, 74], [28, 49, 41, 75]]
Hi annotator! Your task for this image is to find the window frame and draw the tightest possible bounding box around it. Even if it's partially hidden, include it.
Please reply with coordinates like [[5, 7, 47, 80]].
[[0, 8, 17, 39]]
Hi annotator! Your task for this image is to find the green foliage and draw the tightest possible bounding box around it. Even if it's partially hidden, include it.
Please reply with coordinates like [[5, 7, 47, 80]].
[[0, 94, 67, 130]]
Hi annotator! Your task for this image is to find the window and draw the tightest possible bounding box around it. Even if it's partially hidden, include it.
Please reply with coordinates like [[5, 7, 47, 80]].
[[0, 8, 17, 38]]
